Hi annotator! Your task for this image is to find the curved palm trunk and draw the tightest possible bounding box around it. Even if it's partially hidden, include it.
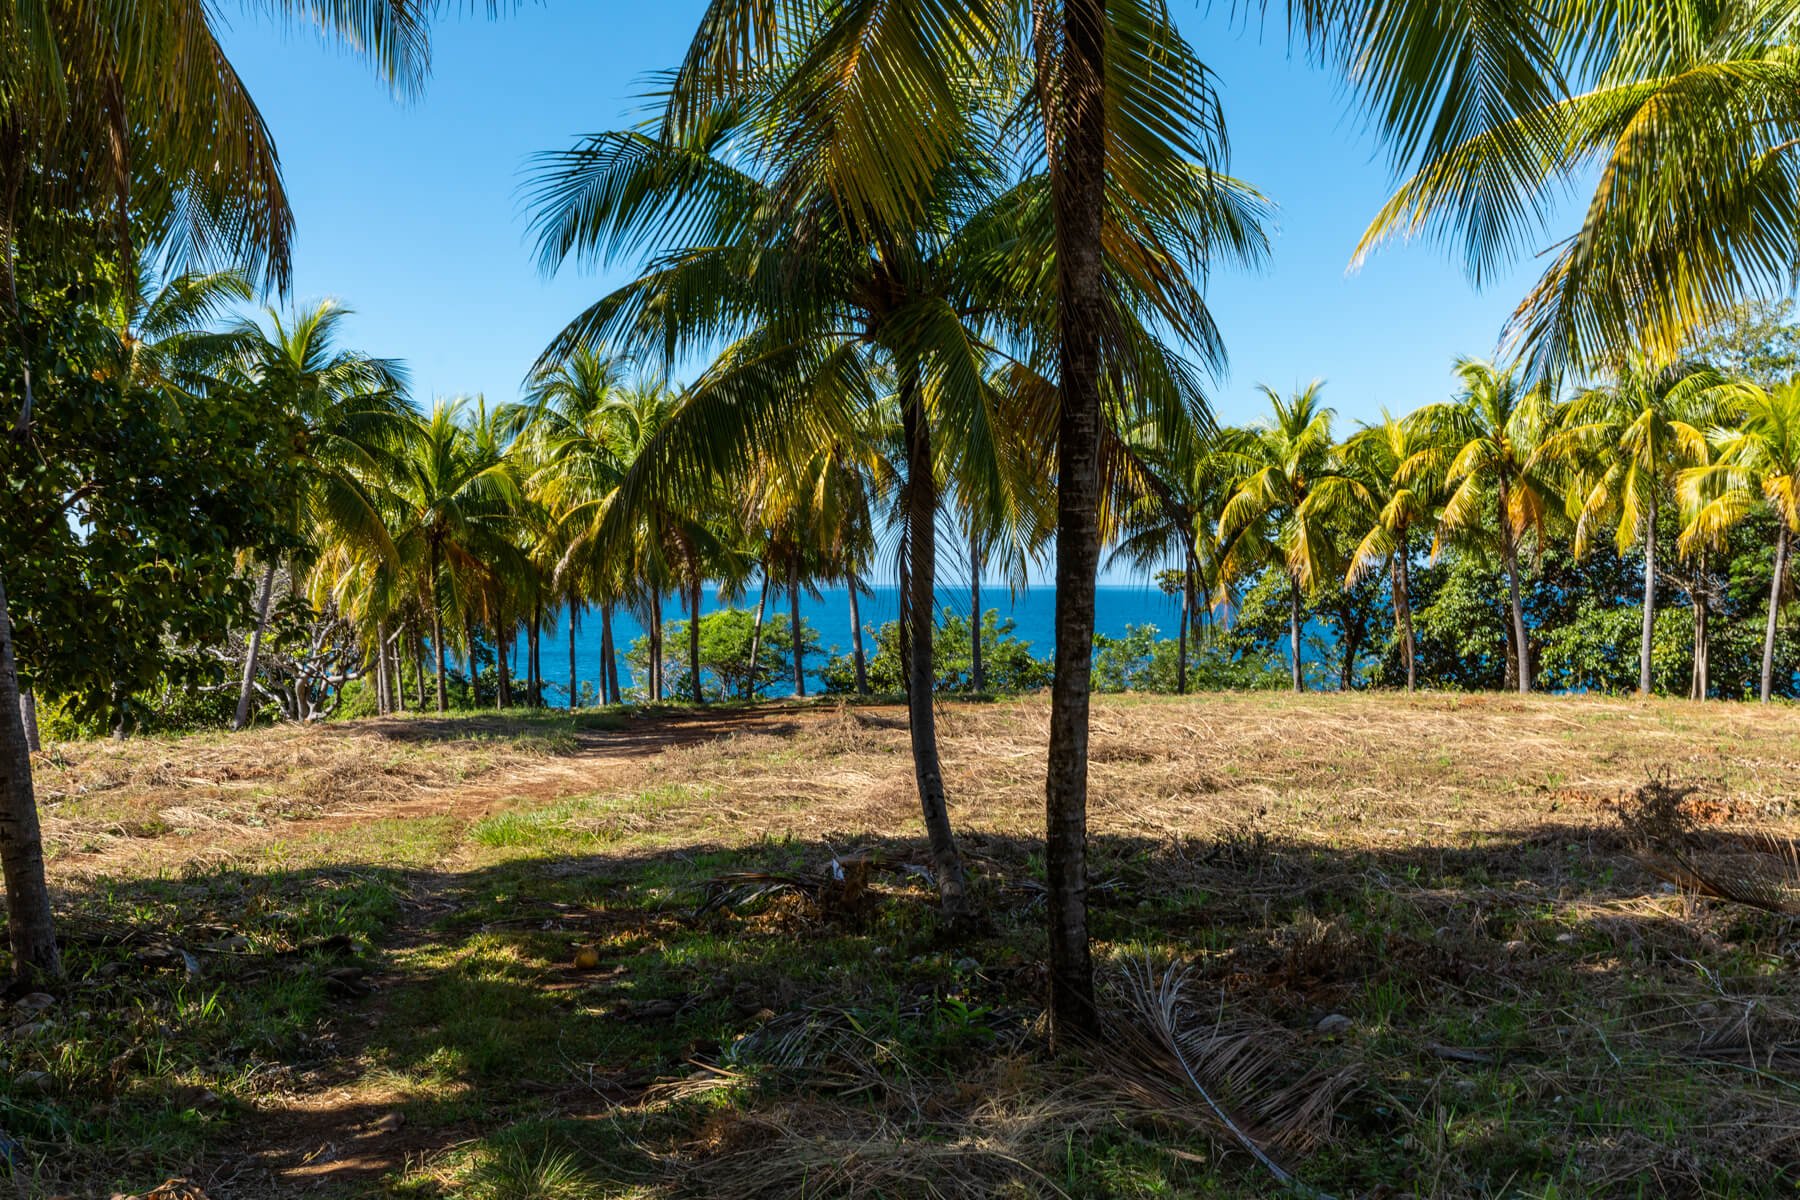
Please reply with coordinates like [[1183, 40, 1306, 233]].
[[1393, 552, 1417, 692], [0, 571, 59, 980], [233, 560, 279, 731], [1177, 555, 1195, 696], [602, 604, 620, 704], [650, 594, 664, 702], [1288, 574, 1304, 692], [901, 382, 969, 918], [788, 555, 806, 697], [464, 610, 481, 709], [413, 625, 427, 711], [1638, 497, 1658, 696], [746, 567, 770, 701], [1761, 526, 1789, 703], [569, 597, 581, 709], [529, 607, 543, 707], [375, 619, 390, 715], [497, 623, 513, 709], [688, 576, 705, 705], [848, 571, 869, 697], [1044, 0, 1107, 1045], [969, 532, 985, 693]]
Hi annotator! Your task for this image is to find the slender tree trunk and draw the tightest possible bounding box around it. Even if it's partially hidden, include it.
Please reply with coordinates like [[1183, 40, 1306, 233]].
[[747, 569, 770, 701], [1691, 588, 1709, 701], [970, 532, 985, 693], [111, 683, 127, 741], [651, 594, 664, 702], [1044, 0, 1107, 1046], [1288, 574, 1304, 692], [1499, 485, 1531, 695], [848, 571, 869, 697], [376, 619, 390, 715], [901, 379, 969, 917], [392, 631, 405, 714], [0, 572, 59, 980], [1176, 572, 1189, 697], [569, 597, 581, 709], [1394, 552, 1417, 692], [529, 607, 543, 708], [413, 625, 427, 711], [464, 610, 480, 708], [603, 604, 620, 704], [233, 561, 278, 731], [1761, 526, 1788, 703], [20, 687, 38, 753], [788, 556, 806, 697], [430, 551, 448, 714], [497, 625, 512, 710], [688, 576, 704, 705], [1639, 497, 1658, 697]]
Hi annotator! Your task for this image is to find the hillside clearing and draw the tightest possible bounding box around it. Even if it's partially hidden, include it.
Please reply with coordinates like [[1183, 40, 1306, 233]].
[[19, 692, 1800, 1198]]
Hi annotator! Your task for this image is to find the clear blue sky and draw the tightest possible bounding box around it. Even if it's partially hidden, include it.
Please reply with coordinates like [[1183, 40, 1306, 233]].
[[218, 3, 1565, 434]]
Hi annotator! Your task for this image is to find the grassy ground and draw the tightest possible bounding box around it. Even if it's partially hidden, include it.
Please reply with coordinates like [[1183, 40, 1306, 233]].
[[17, 692, 1800, 1198]]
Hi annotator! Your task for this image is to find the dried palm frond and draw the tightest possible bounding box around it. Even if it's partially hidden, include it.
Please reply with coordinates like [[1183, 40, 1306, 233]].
[[1094, 958, 1352, 1199], [1644, 831, 1800, 915]]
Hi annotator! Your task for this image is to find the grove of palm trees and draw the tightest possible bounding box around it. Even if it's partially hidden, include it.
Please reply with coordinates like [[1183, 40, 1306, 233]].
[[10, 0, 1800, 1196]]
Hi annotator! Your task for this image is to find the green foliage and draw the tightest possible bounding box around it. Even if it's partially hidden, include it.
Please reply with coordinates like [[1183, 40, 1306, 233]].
[[627, 609, 818, 702], [822, 609, 1053, 695], [3, 236, 301, 730], [1091, 623, 1286, 692]]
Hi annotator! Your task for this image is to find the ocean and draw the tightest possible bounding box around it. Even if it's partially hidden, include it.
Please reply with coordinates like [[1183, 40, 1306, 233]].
[[501, 583, 1186, 700]]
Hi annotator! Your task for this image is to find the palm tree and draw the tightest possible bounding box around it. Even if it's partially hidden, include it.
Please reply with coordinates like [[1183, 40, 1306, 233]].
[[229, 300, 409, 729], [1417, 359, 1560, 694], [380, 398, 519, 712], [1310, 410, 1442, 691], [1548, 360, 1728, 695], [0, 0, 444, 981], [1217, 383, 1339, 693], [1359, 0, 1800, 377], [1679, 380, 1800, 702]]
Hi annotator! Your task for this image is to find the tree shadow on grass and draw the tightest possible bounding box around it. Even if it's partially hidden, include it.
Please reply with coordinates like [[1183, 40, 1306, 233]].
[[27, 818, 1800, 1199]]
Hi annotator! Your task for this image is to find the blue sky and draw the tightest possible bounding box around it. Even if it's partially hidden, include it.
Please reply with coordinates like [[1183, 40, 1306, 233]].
[[218, 3, 1566, 434]]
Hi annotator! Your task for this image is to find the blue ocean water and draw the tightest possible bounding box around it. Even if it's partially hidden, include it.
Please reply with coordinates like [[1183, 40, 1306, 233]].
[[502, 584, 1186, 700]]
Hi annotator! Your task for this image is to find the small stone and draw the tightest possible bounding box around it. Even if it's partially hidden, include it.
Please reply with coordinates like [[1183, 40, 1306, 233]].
[[1696, 1002, 1719, 1019], [1554, 932, 1578, 945], [1502, 939, 1528, 954], [871, 946, 889, 958], [1658, 882, 1678, 894], [371, 1111, 405, 1134], [1315, 1013, 1352, 1035], [14, 1070, 51, 1093], [953, 957, 980, 974], [12, 993, 55, 1014], [13, 1021, 54, 1040]]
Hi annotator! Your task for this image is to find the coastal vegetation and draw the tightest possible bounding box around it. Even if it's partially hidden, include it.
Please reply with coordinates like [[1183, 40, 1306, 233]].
[[9, 0, 1800, 1194]]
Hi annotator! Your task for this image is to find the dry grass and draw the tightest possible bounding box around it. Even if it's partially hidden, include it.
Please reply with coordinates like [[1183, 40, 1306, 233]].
[[28, 690, 1800, 1198]]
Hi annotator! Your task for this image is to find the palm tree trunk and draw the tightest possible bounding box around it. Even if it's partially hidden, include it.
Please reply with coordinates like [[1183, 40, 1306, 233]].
[[1499, 486, 1531, 695], [0, 571, 60, 980], [747, 569, 770, 700], [1176, 563, 1191, 697], [376, 619, 390, 715], [233, 560, 278, 731], [1394, 552, 1417, 693], [413, 624, 427, 711], [848, 571, 869, 697], [1691, 589, 1709, 701], [1288, 574, 1304, 692], [529, 607, 543, 707], [20, 687, 38, 752], [1638, 497, 1658, 696], [497, 613, 512, 709], [569, 597, 580, 709], [391, 630, 405, 714], [688, 576, 704, 705], [788, 555, 806, 697], [430, 550, 448, 713], [1044, 0, 1107, 1046], [1761, 525, 1788, 703], [602, 604, 620, 704], [901, 379, 969, 918], [970, 532, 985, 693], [651, 594, 664, 702]]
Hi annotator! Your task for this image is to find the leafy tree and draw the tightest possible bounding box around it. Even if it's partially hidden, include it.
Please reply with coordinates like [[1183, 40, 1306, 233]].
[[629, 609, 816, 703]]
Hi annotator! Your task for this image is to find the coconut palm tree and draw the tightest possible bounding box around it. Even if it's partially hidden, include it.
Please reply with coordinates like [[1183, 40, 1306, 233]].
[[1217, 383, 1339, 693], [228, 300, 410, 729], [1679, 379, 1800, 702], [1415, 359, 1560, 694], [1547, 360, 1730, 695], [379, 398, 519, 713], [1309, 410, 1442, 691], [1359, 0, 1800, 377]]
